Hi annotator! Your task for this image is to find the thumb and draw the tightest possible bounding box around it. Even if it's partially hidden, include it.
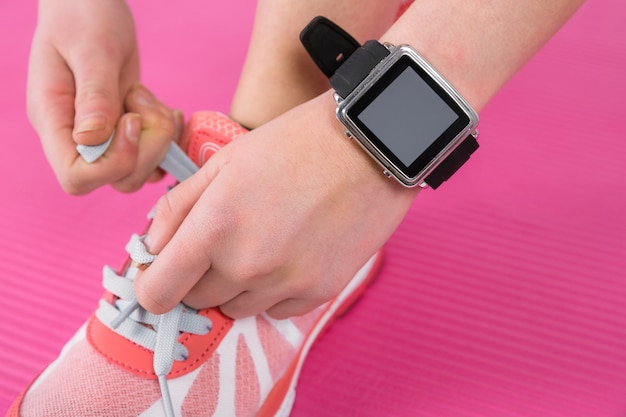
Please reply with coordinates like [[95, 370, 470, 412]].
[[71, 50, 126, 146]]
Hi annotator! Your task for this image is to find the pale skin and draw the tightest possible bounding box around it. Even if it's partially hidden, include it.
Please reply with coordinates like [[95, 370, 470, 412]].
[[28, 0, 182, 194], [28, 0, 585, 319]]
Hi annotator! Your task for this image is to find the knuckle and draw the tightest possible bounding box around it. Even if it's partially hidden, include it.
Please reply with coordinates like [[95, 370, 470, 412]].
[[228, 262, 261, 284], [266, 298, 320, 320], [288, 277, 319, 300], [219, 304, 246, 320], [152, 192, 177, 223], [134, 280, 171, 315], [155, 114, 176, 137], [113, 170, 152, 193], [267, 310, 289, 320], [75, 84, 111, 106], [288, 269, 336, 303], [113, 177, 144, 193], [228, 250, 279, 285], [57, 173, 90, 195], [291, 278, 312, 296]]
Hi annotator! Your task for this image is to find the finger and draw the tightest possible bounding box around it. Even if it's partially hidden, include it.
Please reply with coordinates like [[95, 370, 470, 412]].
[[112, 85, 178, 192], [218, 290, 282, 320], [219, 277, 330, 319], [71, 41, 127, 146], [143, 109, 185, 183], [134, 163, 223, 314], [265, 297, 328, 320], [27, 40, 78, 180], [42, 114, 141, 195], [67, 113, 143, 193], [181, 269, 246, 311], [28, 41, 141, 194]]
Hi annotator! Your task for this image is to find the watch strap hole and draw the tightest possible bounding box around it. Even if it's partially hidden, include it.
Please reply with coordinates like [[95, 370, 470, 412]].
[[300, 16, 361, 78]]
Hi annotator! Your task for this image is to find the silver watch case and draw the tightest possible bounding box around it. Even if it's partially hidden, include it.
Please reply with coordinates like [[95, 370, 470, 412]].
[[335, 44, 479, 188]]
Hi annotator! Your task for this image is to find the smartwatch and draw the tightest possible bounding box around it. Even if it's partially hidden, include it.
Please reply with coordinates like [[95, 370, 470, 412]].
[[300, 16, 479, 189]]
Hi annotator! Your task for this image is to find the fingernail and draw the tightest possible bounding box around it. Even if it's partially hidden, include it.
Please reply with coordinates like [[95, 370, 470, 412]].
[[75, 113, 107, 134], [133, 85, 156, 107], [125, 114, 141, 145]]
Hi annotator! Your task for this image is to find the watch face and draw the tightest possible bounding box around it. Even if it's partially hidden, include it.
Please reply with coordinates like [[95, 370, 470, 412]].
[[346, 54, 473, 181]]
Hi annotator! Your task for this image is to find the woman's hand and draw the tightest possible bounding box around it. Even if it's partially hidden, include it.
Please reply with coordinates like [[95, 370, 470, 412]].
[[135, 95, 418, 319], [28, 0, 178, 193]]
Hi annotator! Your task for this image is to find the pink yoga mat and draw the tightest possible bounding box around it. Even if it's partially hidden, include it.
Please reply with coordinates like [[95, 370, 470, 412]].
[[1, 1, 625, 416]]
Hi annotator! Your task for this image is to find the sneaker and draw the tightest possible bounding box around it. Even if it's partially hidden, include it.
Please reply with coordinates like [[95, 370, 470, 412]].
[[7, 111, 383, 417]]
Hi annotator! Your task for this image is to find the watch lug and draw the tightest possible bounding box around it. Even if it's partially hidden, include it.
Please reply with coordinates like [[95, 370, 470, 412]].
[[382, 42, 397, 52]]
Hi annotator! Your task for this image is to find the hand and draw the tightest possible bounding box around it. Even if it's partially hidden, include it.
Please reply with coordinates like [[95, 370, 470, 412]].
[[27, 0, 177, 193], [134, 95, 419, 319]]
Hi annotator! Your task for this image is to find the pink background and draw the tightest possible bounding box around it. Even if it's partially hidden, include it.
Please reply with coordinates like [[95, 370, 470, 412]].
[[1, 1, 625, 416]]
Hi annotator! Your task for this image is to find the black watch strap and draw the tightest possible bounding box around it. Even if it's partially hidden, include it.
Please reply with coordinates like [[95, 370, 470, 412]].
[[300, 17, 359, 79], [424, 135, 479, 189], [300, 16, 479, 189], [331, 41, 390, 98], [300, 17, 390, 98]]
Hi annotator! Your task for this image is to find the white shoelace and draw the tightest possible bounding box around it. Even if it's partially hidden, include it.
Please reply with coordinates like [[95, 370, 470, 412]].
[[96, 234, 212, 417], [79, 131, 204, 415], [77, 133, 198, 183]]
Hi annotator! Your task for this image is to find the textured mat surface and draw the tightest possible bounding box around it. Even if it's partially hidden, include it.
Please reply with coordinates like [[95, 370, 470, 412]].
[[1, 1, 625, 416]]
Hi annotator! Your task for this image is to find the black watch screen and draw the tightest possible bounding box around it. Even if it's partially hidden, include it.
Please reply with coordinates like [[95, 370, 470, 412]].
[[347, 56, 472, 178]]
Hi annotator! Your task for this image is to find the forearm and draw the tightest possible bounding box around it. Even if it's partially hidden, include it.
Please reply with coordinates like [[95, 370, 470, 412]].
[[230, 0, 404, 128], [384, 0, 585, 111], [232, 0, 584, 127]]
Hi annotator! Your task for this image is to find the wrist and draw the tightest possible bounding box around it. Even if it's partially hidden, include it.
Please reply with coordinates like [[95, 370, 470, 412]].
[[382, 0, 585, 111], [309, 91, 421, 199], [300, 17, 479, 189]]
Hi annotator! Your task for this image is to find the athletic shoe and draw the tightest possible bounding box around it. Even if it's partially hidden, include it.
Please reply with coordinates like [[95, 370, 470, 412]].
[[7, 111, 383, 417]]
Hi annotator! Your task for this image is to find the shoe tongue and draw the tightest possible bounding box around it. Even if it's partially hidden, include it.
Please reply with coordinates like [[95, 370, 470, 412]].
[[180, 111, 248, 167]]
